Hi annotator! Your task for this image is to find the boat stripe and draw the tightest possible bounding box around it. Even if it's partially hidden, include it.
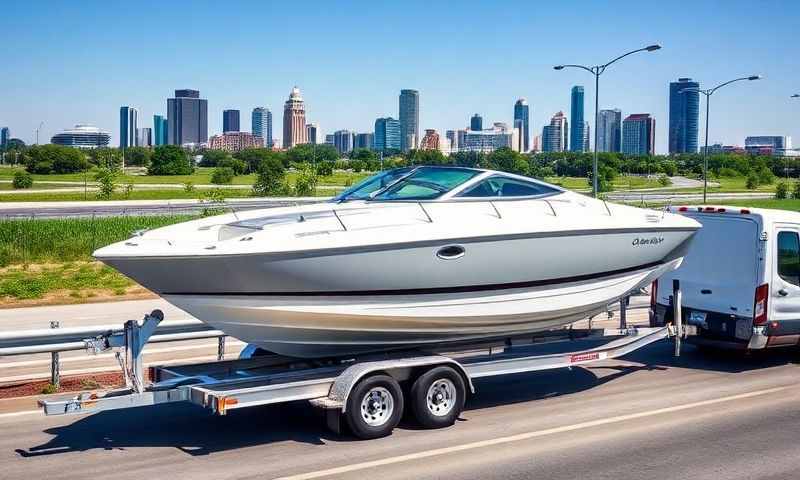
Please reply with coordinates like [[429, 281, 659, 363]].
[[162, 260, 663, 297]]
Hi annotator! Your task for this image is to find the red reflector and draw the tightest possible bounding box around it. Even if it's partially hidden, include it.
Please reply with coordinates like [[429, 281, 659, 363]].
[[754, 284, 769, 326], [740, 209, 751, 214], [678, 207, 688, 212], [704, 207, 716, 212], [716, 208, 726, 213]]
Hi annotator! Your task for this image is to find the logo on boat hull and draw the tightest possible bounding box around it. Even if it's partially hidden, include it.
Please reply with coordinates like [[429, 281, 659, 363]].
[[632, 236, 664, 247]]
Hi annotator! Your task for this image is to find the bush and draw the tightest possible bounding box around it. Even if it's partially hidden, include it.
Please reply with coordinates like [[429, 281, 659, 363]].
[[745, 173, 760, 190], [183, 181, 195, 193], [236, 148, 286, 173], [775, 182, 788, 199], [793, 182, 800, 200], [148, 145, 194, 175], [124, 147, 152, 167], [315, 161, 334, 177], [252, 157, 289, 196], [718, 167, 739, 178], [217, 157, 247, 175], [658, 175, 671, 187], [12, 171, 33, 189], [294, 166, 318, 196], [757, 166, 775, 185], [199, 149, 231, 168], [94, 167, 118, 200], [210, 167, 235, 184]]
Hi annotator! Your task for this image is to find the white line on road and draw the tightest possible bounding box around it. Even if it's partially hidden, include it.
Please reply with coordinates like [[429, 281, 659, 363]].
[[0, 410, 41, 419], [276, 386, 790, 480]]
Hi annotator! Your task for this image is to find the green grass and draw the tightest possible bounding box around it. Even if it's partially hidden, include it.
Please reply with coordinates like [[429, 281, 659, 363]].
[[0, 263, 135, 300], [722, 198, 800, 211], [0, 187, 343, 202], [544, 175, 663, 191], [0, 215, 195, 266]]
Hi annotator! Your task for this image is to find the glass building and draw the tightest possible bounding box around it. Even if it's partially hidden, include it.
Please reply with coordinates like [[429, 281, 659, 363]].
[[470, 114, 483, 132], [399, 89, 419, 152], [597, 109, 622, 152], [252, 108, 272, 147], [668, 78, 700, 154], [167, 89, 208, 146], [223, 109, 240, 133], [1, 127, 9, 149], [542, 111, 568, 152], [513, 99, 530, 152], [374, 117, 401, 152], [119, 106, 139, 148], [333, 130, 354, 154], [51, 124, 111, 149], [354, 132, 374, 150], [153, 115, 168, 146], [622, 114, 656, 155], [569, 86, 585, 152]]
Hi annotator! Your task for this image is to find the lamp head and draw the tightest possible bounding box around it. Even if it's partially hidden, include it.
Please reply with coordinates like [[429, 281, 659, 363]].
[[553, 65, 565, 70], [645, 44, 662, 52], [792, 94, 800, 98], [748, 75, 761, 81]]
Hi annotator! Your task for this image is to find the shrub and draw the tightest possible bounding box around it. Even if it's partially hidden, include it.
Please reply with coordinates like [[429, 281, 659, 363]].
[[148, 145, 194, 175], [199, 149, 231, 168], [94, 167, 118, 200], [12, 171, 33, 189], [718, 167, 739, 178], [757, 166, 775, 185], [252, 157, 288, 196], [745, 173, 760, 190], [183, 181, 195, 193], [124, 147, 152, 167], [793, 181, 800, 200], [294, 166, 318, 196], [658, 175, 671, 187], [217, 157, 247, 175], [210, 167, 235, 184], [775, 182, 788, 199], [315, 161, 334, 177]]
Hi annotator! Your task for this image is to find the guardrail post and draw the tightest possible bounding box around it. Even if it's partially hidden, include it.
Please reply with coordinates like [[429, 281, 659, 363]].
[[673, 279, 682, 357], [217, 335, 226, 361], [619, 297, 628, 329], [50, 321, 60, 388]]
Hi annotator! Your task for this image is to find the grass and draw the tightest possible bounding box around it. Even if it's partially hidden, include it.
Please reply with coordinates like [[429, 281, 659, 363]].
[[0, 215, 194, 266], [544, 175, 664, 191], [722, 198, 800, 211], [0, 262, 136, 301], [0, 187, 342, 202]]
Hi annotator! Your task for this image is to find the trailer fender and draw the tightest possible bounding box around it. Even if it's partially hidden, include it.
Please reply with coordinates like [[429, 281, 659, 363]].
[[326, 355, 474, 413]]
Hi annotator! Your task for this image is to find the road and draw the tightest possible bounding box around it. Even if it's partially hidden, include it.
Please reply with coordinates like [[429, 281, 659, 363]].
[[0, 341, 798, 479]]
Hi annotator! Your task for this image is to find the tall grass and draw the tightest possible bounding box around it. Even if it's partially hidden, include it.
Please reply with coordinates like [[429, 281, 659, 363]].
[[0, 215, 195, 266]]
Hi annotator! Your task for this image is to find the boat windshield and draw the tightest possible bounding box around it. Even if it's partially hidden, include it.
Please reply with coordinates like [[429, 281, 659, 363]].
[[333, 167, 414, 202], [370, 167, 480, 201]]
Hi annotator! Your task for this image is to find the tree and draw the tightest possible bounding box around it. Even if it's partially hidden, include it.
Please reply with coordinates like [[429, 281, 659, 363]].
[[148, 145, 194, 175], [24, 145, 89, 174], [210, 167, 235, 184], [745, 172, 760, 190], [252, 157, 289, 196], [89, 148, 122, 169], [486, 148, 528, 175], [286, 144, 339, 165], [235, 148, 286, 173], [124, 146, 152, 167], [775, 182, 788, 199], [94, 167, 118, 199], [294, 165, 318, 196], [218, 157, 247, 175], [315, 161, 334, 176], [199, 149, 231, 167], [350, 148, 378, 163], [408, 149, 448, 166], [12, 171, 33, 189]]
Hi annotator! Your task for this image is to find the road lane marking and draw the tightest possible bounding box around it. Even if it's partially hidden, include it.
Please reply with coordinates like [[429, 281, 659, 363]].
[[276, 386, 790, 480], [0, 410, 41, 419]]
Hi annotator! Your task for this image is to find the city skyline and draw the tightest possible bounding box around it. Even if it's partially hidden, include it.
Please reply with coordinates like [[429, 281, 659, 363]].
[[1, 1, 797, 154]]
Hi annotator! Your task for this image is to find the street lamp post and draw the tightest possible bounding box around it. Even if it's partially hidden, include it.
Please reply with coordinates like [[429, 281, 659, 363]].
[[554, 45, 661, 197], [680, 75, 761, 203]]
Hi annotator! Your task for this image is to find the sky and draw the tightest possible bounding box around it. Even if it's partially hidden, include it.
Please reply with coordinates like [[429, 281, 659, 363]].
[[1, 0, 798, 154]]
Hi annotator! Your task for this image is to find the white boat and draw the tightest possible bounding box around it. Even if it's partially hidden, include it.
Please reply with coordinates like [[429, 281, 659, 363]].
[[95, 166, 700, 358]]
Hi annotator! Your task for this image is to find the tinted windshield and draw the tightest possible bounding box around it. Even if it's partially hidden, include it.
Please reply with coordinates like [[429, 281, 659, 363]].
[[370, 167, 480, 201], [333, 168, 413, 202]]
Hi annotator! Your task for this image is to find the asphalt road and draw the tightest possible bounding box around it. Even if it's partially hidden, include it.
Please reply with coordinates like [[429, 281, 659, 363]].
[[1, 341, 798, 480]]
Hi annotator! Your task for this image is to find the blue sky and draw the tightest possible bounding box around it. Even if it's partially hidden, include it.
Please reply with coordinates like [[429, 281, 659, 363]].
[[1, 0, 797, 153]]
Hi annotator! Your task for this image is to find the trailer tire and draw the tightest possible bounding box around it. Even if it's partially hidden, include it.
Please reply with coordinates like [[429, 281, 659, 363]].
[[345, 374, 404, 440], [410, 366, 466, 429]]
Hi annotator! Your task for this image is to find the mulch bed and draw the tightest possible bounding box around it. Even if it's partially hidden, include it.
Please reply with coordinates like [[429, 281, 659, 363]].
[[0, 372, 130, 399]]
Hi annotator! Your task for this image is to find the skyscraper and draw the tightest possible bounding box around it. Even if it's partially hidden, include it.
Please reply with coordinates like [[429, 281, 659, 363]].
[[597, 109, 622, 152], [1, 127, 9, 149], [583, 122, 590, 152], [223, 109, 240, 133], [399, 89, 419, 152], [446, 130, 458, 152], [137, 127, 152, 147], [569, 86, 585, 152], [374, 117, 401, 152], [542, 111, 568, 152], [354, 132, 373, 150], [306, 123, 319, 144], [153, 115, 168, 146], [470, 114, 483, 131], [283, 86, 307, 148], [252, 107, 272, 147], [513, 98, 530, 152], [668, 78, 700, 154], [119, 106, 139, 148], [622, 114, 656, 155], [419, 129, 441, 151], [167, 89, 208, 146], [333, 130, 354, 154]]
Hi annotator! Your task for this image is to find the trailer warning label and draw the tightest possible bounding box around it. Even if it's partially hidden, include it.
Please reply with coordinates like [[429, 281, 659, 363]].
[[570, 352, 607, 363]]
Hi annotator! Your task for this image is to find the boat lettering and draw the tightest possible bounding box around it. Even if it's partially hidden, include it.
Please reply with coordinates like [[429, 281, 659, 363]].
[[632, 236, 664, 247]]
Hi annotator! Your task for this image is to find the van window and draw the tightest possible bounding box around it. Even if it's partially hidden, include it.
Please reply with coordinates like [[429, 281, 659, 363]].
[[777, 231, 800, 287]]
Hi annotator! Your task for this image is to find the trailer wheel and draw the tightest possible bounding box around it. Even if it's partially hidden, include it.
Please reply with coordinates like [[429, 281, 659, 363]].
[[345, 374, 404, 439], [410, 366, 466, 429]]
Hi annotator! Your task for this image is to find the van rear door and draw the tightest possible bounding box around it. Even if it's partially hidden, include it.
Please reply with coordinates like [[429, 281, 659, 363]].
[[657, 214, 760, 318]]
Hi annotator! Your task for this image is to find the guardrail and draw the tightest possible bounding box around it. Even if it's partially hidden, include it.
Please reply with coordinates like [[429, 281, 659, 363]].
[[0, 317, 225, 387]]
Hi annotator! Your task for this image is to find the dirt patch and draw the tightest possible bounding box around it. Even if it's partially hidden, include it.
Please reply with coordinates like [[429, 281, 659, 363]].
[[0, 288, 156, 309], [0, 371, 151, 399]]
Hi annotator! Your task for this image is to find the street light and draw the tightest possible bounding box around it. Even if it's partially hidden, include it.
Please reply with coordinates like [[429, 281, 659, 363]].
[[792, 94, 800, 98], [554, 44, 661, 197], [680, 75, 761, 203]]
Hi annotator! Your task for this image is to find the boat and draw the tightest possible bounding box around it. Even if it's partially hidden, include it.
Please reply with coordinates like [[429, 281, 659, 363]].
[[94, 166, 701, 358]]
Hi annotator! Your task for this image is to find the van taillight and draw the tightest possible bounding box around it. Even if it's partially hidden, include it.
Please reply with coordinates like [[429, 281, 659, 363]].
[[650, 280, 658, 309], [754, 284, 769, 325]]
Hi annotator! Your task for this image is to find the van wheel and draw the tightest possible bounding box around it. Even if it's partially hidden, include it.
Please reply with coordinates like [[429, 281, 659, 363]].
[[410, 366, 466, 429], [345, 374, 404, 439]]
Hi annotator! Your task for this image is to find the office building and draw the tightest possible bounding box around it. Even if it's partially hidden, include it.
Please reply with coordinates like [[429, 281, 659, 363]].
[[446, 130, 458, 152], [119, 106, 139, 148], [542, 111, 568, 152], [470, 114, 483, 132], [374, 117, 401, 152], [532, 134, 542, 153], [399, 89, 419, 152], [1, 127, 9, 148], [668, 78, 700, 154], [597, 109, 622, 152], [569, 86, 585, 152], [153, 115, 168, 146], [283, 86, 307, 148], [137, 127, 152, 147], [514, 98, 530, 152], [51, 124, 111, 149], [583, 122, 590, 152], [333, 130, 354, 154], [305, 123, 319, 144], [354, 132, 373, 150], [324, 134, 335, 146], [419, 129, 441, 151], [208, 132, 263, 152], [252, 108, 272, 147], [622, 114, 656, 155], [745, 136, 791, 155], [223, 109, 240, 133], [167, 89, 208, 146], [461, 125, 512, 153]]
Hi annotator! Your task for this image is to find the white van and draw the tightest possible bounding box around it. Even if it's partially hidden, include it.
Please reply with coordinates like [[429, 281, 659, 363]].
[[651, 205, 800, 350]]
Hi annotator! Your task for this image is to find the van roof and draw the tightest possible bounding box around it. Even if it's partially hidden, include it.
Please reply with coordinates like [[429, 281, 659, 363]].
[[670, 205, 800, 224]]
